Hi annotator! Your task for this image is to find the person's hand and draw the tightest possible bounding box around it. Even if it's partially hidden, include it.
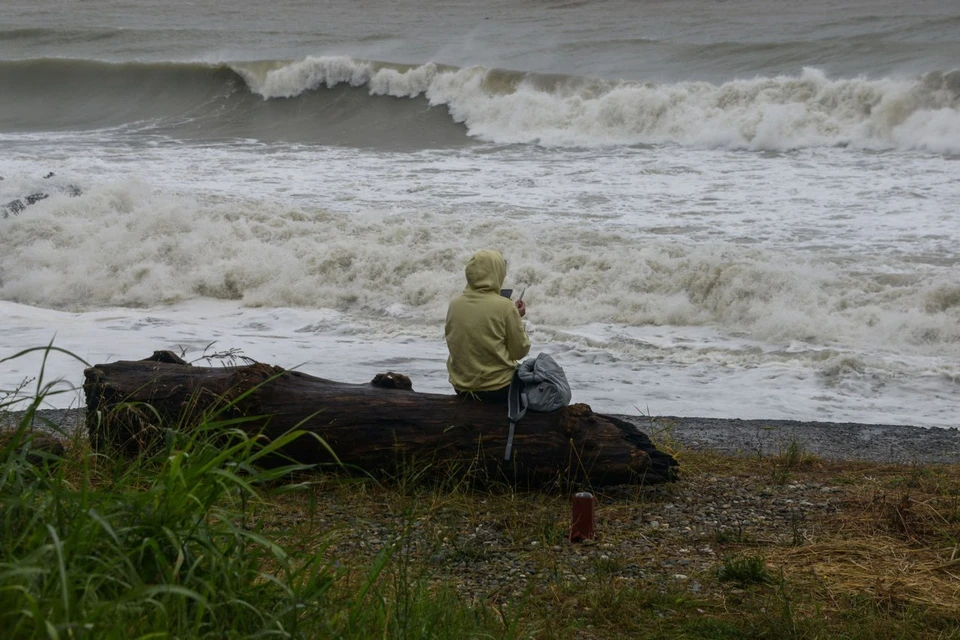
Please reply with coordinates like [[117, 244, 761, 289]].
[[515, 299, 526, 317]]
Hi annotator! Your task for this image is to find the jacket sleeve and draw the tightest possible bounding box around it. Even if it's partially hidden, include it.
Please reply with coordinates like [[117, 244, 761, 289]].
[[505, 305, 531, 361]]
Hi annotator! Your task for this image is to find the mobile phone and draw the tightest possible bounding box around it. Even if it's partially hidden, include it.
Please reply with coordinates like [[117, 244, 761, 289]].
[[499, 288, 513, 299]]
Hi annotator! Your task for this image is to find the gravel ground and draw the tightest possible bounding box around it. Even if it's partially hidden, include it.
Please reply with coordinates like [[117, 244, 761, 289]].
[[621, 415, 960, 465], [4, 409, 959, 465], [308, 470, 851, 605], [290, 451, 958, 612], [0, 408, 86, 439]]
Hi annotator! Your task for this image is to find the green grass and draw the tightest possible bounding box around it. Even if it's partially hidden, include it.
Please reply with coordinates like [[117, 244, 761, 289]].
[[2, 403, 324, 636], [2, 345, 960, 639], [0, 346, 503, 639], [716, 555, 772, 585]]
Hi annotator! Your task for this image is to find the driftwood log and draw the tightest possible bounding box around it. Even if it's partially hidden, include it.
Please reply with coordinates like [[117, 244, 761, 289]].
[[83, 351, 678, 487]]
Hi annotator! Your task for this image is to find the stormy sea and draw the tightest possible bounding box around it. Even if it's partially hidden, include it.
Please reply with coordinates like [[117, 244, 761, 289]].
[[1, 0, 958, 427]]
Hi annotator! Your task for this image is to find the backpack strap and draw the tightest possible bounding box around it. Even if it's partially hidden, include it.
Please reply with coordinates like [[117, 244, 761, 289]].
[[505, 370, 527, 461]]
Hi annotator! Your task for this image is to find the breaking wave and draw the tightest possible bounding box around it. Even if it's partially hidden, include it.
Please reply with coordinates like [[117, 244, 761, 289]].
[[236, 57, 960, 152], [2, 181, 958, 356], [1, 57, 959, 152]]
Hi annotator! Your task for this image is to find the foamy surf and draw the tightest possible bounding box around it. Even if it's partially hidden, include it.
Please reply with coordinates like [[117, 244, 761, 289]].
[[1, 57, 959, 152], [2, 175, 958, 360], [235, 57, 960, 152]]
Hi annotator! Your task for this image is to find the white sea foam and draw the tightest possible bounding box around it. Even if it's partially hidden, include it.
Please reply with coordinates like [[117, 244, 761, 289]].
[[236, 58, 960, 152], [2, 176, 958, 361], [2, 115, 958, 426]]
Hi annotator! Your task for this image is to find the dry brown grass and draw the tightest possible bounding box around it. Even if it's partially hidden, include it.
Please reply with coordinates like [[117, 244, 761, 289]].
[[765, 460, 960, 618], [773, 538, 960, 615]]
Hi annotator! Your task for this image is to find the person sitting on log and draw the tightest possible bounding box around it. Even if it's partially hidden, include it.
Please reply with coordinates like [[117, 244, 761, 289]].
[[445, 249, 529, 403]]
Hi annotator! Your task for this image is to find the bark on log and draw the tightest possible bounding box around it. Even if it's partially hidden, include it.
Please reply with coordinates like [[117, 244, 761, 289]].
[[83, 353, 678, 487]]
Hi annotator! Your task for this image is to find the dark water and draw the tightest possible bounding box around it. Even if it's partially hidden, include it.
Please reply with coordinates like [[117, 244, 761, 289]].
[[3, 0, 959, 80]]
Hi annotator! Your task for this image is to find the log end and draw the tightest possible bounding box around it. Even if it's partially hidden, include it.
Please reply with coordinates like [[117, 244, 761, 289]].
[[601, 414, 681, 483]]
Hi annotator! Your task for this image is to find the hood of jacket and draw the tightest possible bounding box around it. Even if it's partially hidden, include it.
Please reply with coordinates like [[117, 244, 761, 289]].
[[463, 250, 506, 294]]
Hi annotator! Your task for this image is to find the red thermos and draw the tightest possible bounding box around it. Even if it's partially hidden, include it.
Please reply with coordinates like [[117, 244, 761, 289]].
[[569, 491, 595, 542]]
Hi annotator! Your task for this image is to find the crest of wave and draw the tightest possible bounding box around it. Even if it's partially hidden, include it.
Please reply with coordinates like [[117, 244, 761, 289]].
[[237, 57, 960, 152]]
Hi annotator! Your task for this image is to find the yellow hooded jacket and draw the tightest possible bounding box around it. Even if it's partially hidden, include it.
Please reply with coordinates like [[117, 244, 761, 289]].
[[445, 250, 531, 392]]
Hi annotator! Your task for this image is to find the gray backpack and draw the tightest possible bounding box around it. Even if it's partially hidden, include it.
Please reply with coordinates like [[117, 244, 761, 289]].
[[517, 353, 572, 412], [505, 353, 572, 461]]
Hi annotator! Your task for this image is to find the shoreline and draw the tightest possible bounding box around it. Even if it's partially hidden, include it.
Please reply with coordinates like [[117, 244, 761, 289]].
[[4, 408, 959, 466]]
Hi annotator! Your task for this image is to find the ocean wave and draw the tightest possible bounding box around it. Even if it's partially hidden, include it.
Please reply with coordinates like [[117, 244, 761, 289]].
[[0, 58, 467, 148], [1, 57, 959, 152], [233, 56, 960, 152], [2, 181, 958, 355]]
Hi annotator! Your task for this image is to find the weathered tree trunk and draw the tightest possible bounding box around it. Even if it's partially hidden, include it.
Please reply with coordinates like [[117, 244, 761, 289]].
[[83, 352, 678, 487]]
